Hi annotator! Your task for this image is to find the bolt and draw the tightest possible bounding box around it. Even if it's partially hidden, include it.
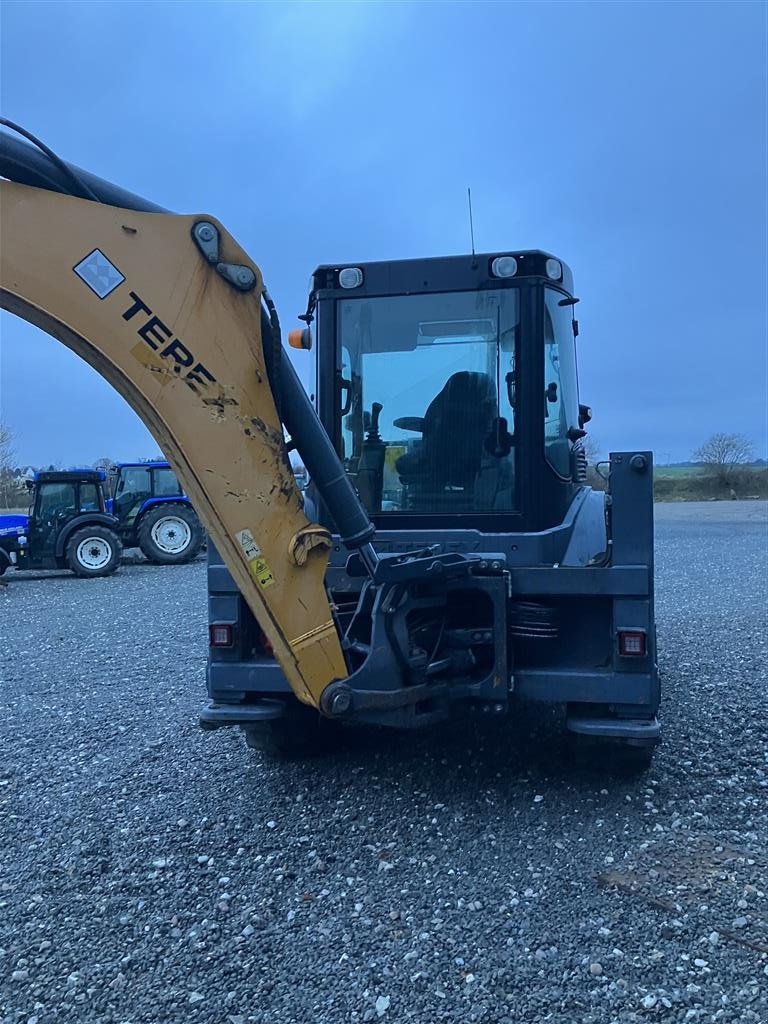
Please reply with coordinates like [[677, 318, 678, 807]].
[[323, 685, 352, 717], [492, 561, 501, 570], [236, 267, 254, 287], [630, 454, 648, 472], [196, 223, 215, 242]]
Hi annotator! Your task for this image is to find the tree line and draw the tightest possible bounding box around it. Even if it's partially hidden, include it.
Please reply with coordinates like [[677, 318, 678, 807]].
[[1, 419, 764, 509]]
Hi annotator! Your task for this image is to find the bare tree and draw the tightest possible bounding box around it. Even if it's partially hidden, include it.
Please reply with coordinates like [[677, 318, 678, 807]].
[[0, 422, 18, 508], [581, 435, 602, 465], [693, 433, 755, 487]]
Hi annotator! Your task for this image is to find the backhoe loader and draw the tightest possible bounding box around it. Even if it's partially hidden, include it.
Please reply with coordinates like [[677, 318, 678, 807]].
[[0, 121, 659, 771]]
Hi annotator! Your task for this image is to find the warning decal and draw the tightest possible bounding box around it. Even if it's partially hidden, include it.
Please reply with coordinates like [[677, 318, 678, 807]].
[[235, 529, 275, 588]]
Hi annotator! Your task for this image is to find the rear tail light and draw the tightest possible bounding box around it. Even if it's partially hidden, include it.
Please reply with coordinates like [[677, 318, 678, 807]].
[[259, 630, 274, 657], [209, 624, 234, 648], [618, 630, 647, 657]]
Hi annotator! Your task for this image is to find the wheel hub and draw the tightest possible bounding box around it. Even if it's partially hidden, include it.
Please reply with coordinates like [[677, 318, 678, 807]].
[[151, 515, 192, 554], [76, 537, 112, 569]]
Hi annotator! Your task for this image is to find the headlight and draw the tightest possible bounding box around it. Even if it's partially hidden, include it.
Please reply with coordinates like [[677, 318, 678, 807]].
[[338, 267, 363, 289], [491, 256, 518, 278]]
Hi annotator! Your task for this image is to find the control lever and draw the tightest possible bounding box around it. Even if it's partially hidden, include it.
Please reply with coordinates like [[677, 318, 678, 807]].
[[355, 402, 387, 515]]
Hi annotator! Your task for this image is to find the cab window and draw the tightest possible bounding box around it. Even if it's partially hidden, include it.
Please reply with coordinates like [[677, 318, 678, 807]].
[[543, 289, 579, 478], [116, 467, 151, 496], [338, 289, 518, 514], [78, 483, 100, 511], [38, 482, 76, 517], [153, 467, 181, 497]]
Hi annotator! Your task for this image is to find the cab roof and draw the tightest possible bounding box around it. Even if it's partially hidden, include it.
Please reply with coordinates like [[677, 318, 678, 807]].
[[35, 469, 105, 482], [312, 250, 574, 297]]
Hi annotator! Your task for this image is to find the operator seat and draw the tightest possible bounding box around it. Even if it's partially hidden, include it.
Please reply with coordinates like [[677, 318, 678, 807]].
[[395, 371, 501, 511]]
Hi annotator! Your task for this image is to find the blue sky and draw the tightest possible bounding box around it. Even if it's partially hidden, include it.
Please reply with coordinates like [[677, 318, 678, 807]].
[[0, 0, 765, 467]]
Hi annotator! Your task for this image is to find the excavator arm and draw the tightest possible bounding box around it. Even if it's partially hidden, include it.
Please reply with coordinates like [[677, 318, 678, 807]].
[[0, 125, 492, 729], [0, 133, 362, 709]]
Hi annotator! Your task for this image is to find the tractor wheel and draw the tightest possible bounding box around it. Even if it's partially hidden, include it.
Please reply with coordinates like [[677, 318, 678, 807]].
[[65, 526, 122, 578], [137, 504, 203, 565]]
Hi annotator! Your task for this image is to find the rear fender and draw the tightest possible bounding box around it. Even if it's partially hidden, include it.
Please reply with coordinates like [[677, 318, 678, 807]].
[[137, 496, 192, 518], [54, 514, 121, 558]]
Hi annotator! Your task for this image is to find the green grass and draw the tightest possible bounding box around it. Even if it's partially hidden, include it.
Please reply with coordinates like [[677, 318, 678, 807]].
[[653, 466, 767, 502], [655, 465, 704, 480]]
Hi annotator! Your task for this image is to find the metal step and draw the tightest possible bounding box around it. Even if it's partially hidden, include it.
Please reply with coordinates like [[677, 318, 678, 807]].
[[199, 700, 286, 730]]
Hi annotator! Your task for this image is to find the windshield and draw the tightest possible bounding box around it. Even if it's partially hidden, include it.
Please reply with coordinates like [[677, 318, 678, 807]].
[[37, 482, 76, 518], [338, 289, 519, 514]]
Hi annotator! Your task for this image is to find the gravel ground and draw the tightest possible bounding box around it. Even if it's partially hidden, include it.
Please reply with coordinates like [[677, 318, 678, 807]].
[[1, 502, 767, 1024]]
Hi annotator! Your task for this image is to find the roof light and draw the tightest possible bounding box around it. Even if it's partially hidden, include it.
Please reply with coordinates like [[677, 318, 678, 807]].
[[288, 327, 313, 350], [338, 267, 363, 289], [491, 256, 518, 278], [618, 630, 647, 657], [545, 258, 562, 280]]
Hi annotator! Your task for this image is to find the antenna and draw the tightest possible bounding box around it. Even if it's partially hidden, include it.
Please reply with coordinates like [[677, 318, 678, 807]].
[[467, 187, 476, 256]]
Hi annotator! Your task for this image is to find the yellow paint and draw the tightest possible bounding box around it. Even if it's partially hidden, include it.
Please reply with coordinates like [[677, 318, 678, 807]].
[[0, 180, 349, 707]]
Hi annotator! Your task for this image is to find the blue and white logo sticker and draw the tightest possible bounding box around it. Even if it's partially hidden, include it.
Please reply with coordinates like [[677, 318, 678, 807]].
[[73, 249, 125, 299]]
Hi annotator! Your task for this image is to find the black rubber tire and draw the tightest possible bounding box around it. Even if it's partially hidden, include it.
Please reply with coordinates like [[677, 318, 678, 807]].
[[243, 701, 343, 760], [610, 744, 655, 776], [65, 525, 122, 578], [137, 503, 203, 565], [566, 734, 656, 777]]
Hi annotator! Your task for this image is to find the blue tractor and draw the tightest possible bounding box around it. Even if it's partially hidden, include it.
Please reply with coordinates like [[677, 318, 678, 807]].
[[0, 469, 122, 577], [106, 461, 204, 564]]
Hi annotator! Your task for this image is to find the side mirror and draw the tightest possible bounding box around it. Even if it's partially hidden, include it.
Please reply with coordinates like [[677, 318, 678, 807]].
[[546, 382, 558, 403], [578, 404, 592, 429], [505, 371, 516, 406]]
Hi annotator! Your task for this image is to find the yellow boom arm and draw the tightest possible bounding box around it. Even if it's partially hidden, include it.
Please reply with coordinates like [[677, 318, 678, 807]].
[[0, 179, 347, 707]]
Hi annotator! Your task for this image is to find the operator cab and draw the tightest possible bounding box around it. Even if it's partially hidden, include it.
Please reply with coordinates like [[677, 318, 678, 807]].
[[307, 251, 583, 532], [25, 470, 108, 560], [30, 469, 106, 521], [108, 462, 184, 525]]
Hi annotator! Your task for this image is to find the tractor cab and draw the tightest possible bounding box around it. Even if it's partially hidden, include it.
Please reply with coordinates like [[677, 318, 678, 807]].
[[306, 251, 586, 533], [108, 462, 180, 524], [0, 469, 122, 577], [106, 461, 204, 564]]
